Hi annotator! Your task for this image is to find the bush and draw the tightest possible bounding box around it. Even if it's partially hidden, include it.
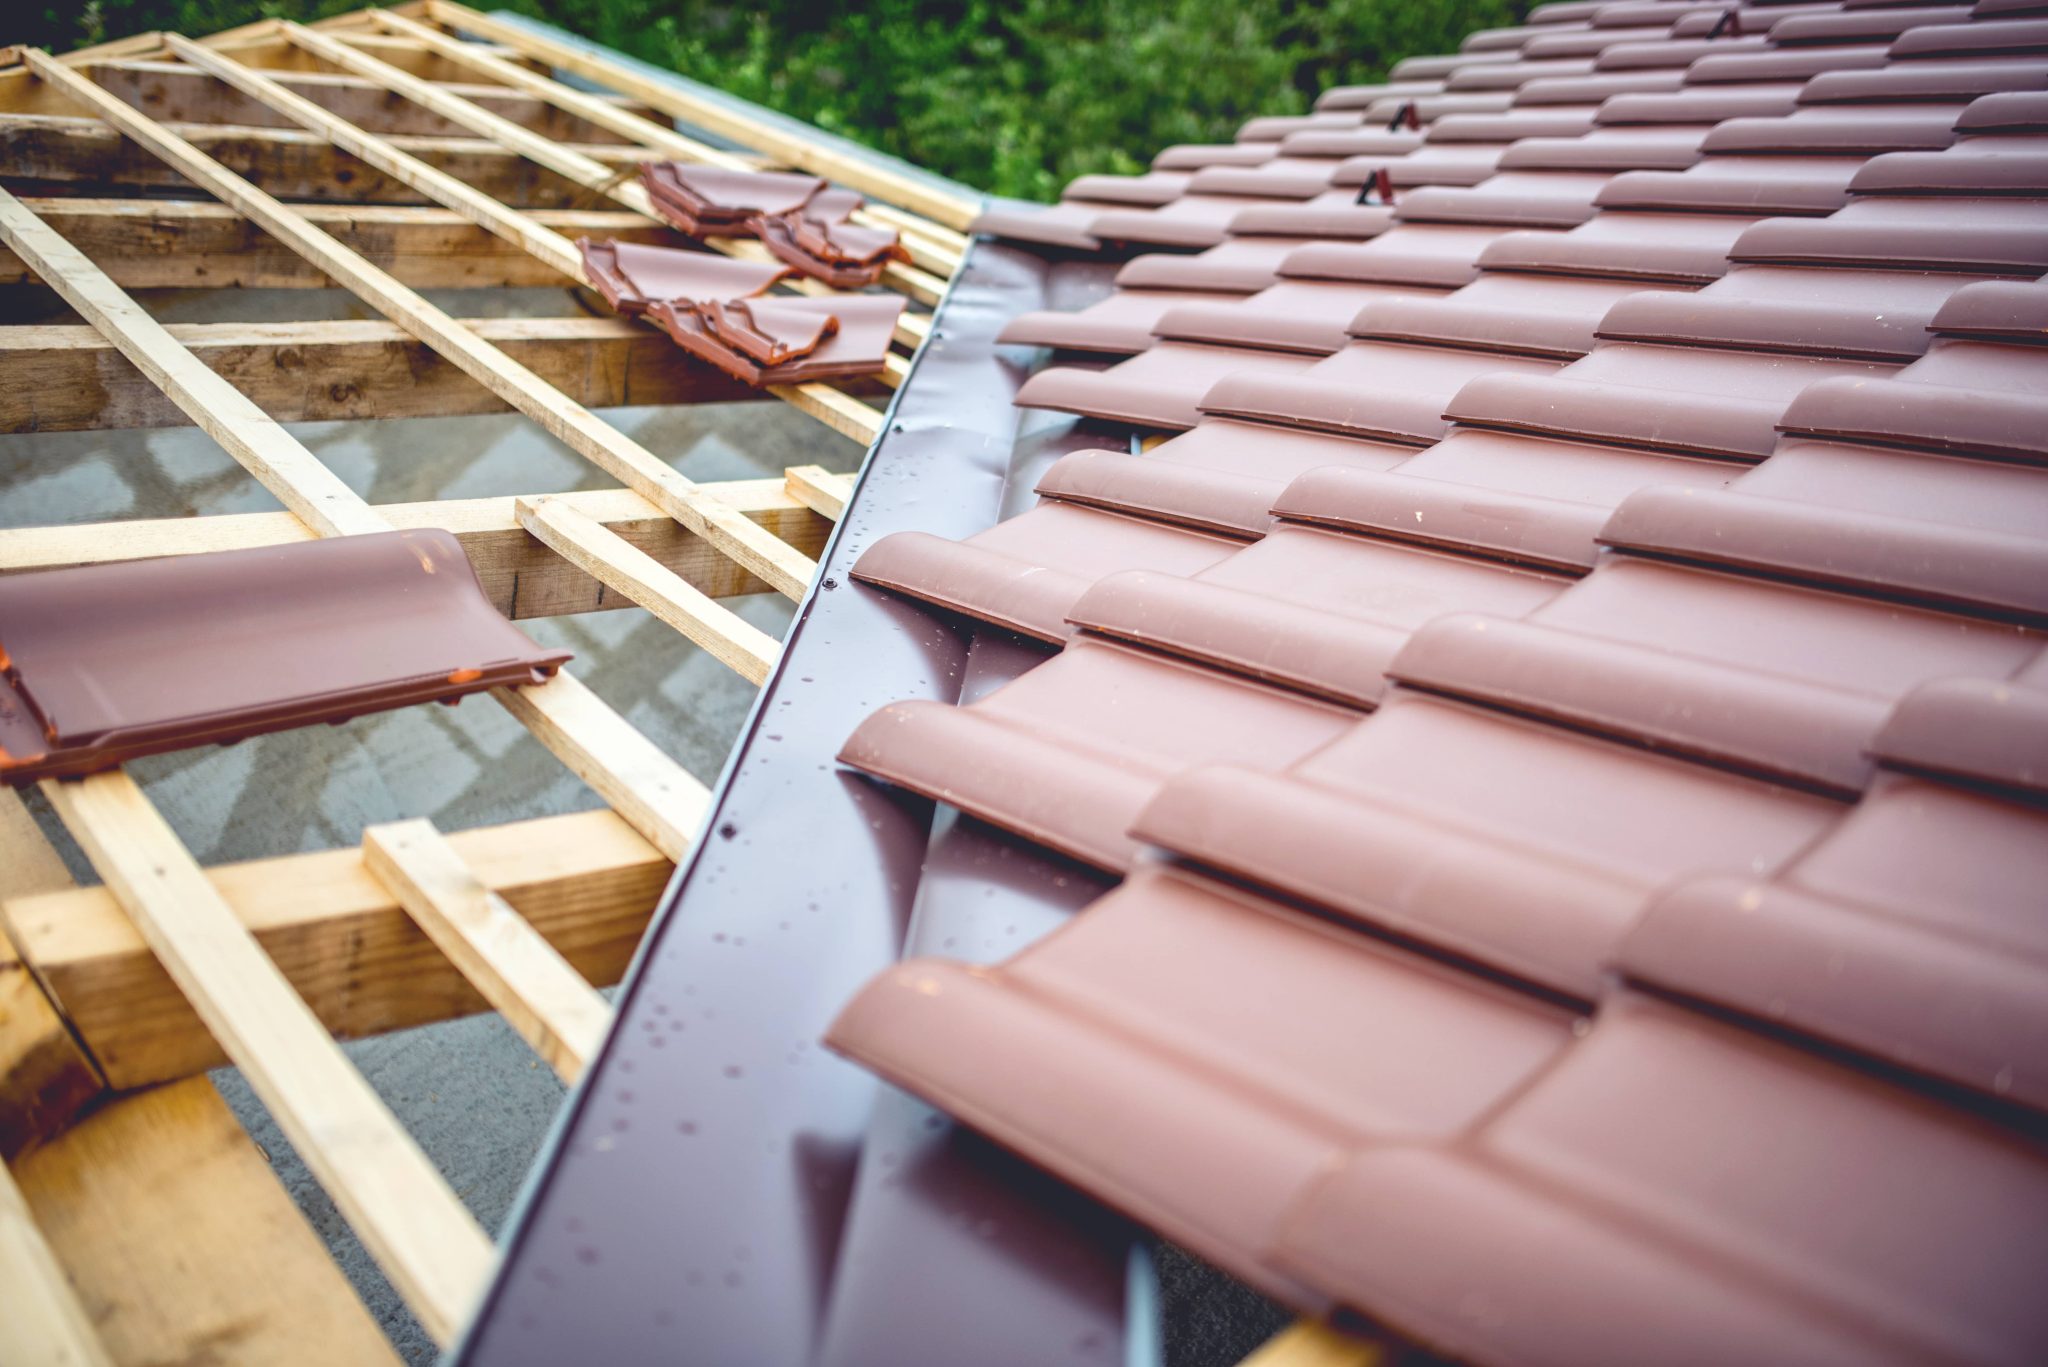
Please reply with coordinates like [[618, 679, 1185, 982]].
[[29, 0, 1519, 200]]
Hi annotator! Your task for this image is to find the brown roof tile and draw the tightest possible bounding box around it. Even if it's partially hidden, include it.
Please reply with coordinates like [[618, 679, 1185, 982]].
[[0, 531, 566, 784]]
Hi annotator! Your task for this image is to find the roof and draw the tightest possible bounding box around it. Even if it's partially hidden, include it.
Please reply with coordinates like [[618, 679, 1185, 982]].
[[478, 3, 2048, 1364]]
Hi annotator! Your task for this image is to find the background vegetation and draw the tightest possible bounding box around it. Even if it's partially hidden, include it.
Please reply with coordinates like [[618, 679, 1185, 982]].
[[30, 1, 1519, 200]]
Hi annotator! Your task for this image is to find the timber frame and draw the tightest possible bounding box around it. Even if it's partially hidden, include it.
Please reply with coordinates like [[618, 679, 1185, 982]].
[[0, 8, 1368, 1367]]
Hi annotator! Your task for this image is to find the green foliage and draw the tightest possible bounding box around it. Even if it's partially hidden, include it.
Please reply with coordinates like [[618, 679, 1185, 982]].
[[27, 0, 1519, 200]]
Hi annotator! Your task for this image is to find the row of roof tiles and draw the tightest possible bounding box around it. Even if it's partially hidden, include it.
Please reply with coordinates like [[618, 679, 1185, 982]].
[[821, 1, 2048, 1361]]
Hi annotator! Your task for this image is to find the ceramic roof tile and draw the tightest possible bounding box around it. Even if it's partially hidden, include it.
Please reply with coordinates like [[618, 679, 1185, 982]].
[[1599, 153, 1870, 212], [1597, 82, 1808, 120], [1478, 210, 1758, 281], [1059, 170, 1194, 207], [1870, 648, 2048, 796], [1224, 192, 1402, 240], [1798, 55, 2048, 98], [1199, 341, 1564, 444], [1281, 223, 1505, 287], [1600, 436, 2048, 616], [839, 640, 1360, 870], [1445, 341, 1894, 458], [997, 289, 1227, 355], [1388, 555, 2044, 793], [1153, 279, 1433, 355], [1772, 4, 1976, 43], [1620, 771, 2048, 1108], [1349, 272, 1684, 357], [1890, 15, 2048, 55], [1686, 41, 1893, 79], [1930, 271, 2048, 336], [1394, 171, 1620, 227], [1275, 428, 1740, 569], [1115, 234, 1370, 292], [1596, 264, 1992, 358], [1151, 141, 1280, 171], [1014, 341, 1318, 430], [1779, 337, 2048, 459], [1031, 420, 1414, 537], [849, 501, 1246, 645], [0, 531, 567, 784], [1272, 992, 2048, 1366], [1705, 104, 1968, 153], [1129, 690, 1840, 998], [825, 864, 1580, 1301], [1063, 530, 1569, 708]]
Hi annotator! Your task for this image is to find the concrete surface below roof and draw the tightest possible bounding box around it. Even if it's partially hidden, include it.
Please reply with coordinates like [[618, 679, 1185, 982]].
[[0, 282, 1286, 1366]]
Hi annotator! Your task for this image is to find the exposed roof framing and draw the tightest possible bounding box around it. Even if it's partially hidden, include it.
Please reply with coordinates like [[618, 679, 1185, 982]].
[[0, 4, 1008, 1363]]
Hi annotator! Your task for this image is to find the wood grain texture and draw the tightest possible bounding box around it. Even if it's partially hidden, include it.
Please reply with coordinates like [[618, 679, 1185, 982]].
[[0, 198, 671, 290], [0, 185, 384, 535], [518, 494, 783, 683], [41, 771, 494, 1344], [364, 819, 610, 1081], [0, 315, 765, 432], [6, 809, 668, 1091], [14, 1077, 403, 1367], [0, 482, 829, 615]]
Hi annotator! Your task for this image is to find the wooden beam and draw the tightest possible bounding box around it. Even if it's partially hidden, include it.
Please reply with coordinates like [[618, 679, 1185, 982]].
[[0, 58, 641, 144], [518, 494, 782, 683], [0, 185, 383, 536], [4, 809, 668, 1090], [0, 315, 768, 433], [0, 119, 717, 876], [362, 10, 963, 281], [364, 819, 610, 1082], [261, 26, 923, 383], [14, 1077, 403, 1367], [41, 770, 495, 1345], [0, 199, 674, 291], [496, 673, 710, 863], [0, 483, 832, 616], [0, 1156, 115, 1367], [168, 32, 584, 285], [0, 792, 105, 1161], [784, 463, 856, 521], [2, 795, 398, 1367], [0, 113, 635, 208], [202, 29, 542, 85], [422, 0, 983, 232], [25, 51, 828, 597]]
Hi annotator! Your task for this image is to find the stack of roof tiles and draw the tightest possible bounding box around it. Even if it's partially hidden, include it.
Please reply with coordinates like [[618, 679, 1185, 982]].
[[575, 168, 908, 385], [822, 1, 2048, 1361]]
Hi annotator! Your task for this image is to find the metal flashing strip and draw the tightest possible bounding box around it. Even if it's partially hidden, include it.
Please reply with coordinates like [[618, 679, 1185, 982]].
[[461, 240, 1138, 1365]]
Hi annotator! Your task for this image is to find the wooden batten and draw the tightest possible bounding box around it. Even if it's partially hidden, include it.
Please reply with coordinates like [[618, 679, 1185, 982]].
[[0, 316, 770, 433], [0, 199, 674, 291], [0, 483, 833, 615], [0, 57, 644, 144], [4, 808, 670, 1091], [0, 112, 640, 208]]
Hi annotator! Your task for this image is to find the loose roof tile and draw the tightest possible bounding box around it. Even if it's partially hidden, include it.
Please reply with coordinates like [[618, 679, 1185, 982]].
[[575, 238, 792, 316], [648, 294, 905, 386], [0, 531, 567, 785]]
